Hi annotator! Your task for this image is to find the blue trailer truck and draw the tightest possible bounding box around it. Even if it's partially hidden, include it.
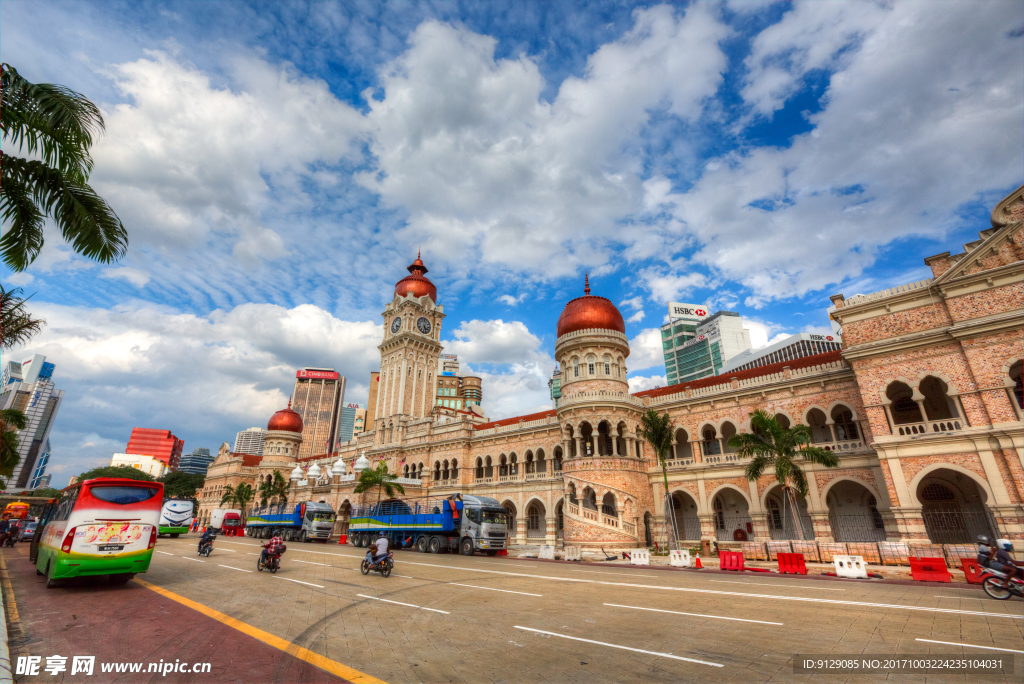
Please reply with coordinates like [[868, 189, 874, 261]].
[[245, 500, 336, 543], [348, 493, 508, 555]]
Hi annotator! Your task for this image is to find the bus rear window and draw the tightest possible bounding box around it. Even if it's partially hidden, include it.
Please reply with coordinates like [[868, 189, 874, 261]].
[[89, 486, 160, 505]]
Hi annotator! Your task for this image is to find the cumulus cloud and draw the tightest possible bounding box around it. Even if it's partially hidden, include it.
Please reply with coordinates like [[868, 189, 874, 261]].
[[638, 268, 708, 303], [100, 267, 151, 288], [626, 310, 645, 324], [619, 296, 644, 311], [628, 374, 666, 393], [359, 6, 730, 277], [626, 328, 665, 371], [498, 293, 527, 306]]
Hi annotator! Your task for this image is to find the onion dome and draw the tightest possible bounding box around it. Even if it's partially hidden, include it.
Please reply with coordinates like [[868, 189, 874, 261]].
[[289, 465, 303, 481], [556, 273, 626, 337], [353, 451, 371, 473], [332, 457, 346, 477], [268, 397, 303, 433], [307, 462, 322, 480], [394, 250, 437, 302]]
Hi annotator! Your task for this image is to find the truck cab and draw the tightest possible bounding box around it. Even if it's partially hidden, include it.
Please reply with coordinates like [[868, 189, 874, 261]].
[[302, 501, 336, 541], [459, 495, 509, 555]]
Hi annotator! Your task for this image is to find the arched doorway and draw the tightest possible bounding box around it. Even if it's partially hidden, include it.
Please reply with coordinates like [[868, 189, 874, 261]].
[[712, 489, 752, 541], [825, 481, 886, 542], [502, 500, 518, 539], [764, 485, 813, 540], [670, 490, 701, 541], [526, 501, 546, 539], [917, 470, 996, 543], [337, 501, 352, 535], [643, 512, 653, 546], [555, 500, 564, 539]]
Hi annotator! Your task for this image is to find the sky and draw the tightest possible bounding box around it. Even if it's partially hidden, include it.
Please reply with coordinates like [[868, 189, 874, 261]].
[[1, 0, 1021, 487]]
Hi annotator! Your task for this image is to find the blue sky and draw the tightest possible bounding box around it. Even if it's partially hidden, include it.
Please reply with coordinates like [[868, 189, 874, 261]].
[[2, 0, 1021, 486]]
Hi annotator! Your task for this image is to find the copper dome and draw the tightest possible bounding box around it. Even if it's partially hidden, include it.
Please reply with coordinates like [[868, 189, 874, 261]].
[[268, 399, 303, 433], [556, 273, 626, 337], [394, 251, 437, 302]]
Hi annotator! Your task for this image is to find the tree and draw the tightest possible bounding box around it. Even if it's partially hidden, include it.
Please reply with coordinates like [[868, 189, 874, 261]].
[[220, 482, 254, 517], [638, 409, 678, 550], [76, 465, 155, 482], [1, 63, 127, 271], [28, 487, 63, 499], [1, 285, 45, 349], [158, 471, 205, 499], [353, 462, 405, 507], [729, 409, 841, 539], [0, 408, 27, 486], [257, 470, 290, 508]]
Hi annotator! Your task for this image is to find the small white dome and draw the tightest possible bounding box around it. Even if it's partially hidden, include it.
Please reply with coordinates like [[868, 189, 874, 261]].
[[353, 451, 371, 472], [289, 465, 303, 481], [307, 462, 322, 480], [332, 457, 346, 476]]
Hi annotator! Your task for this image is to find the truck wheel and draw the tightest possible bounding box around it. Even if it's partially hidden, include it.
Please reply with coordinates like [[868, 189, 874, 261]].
[[428, 536, 442, 554], [300, 530, 309, 543], [416, 535, 428, 553], [460, 538, 474, 556], [486, 550, 498, 556]]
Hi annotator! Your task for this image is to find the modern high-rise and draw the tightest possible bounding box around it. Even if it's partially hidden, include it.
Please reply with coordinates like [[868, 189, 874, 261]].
[[292, 368, 346, 458], [548, 366, 562, 409], [720, 332, 844, 374], [435, 354, 483, 414], [111, 452, 171, 478], [178, 447, 215, 475], [126, 428, 184, 470], [0, 354, 65, 488], [668, 310, 753, 385], [29, 440, 51, 489], [365, 372, 380, 429], [337, 403, 367, 445], [233, 427, 266, 455]]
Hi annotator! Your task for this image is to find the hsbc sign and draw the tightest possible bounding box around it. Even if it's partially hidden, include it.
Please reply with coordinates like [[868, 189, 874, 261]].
[[668, 302, 709, 320], [296, 369, 340, 380]]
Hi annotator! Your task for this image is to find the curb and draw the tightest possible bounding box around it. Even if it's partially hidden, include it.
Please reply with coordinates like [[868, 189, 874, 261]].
[[0, 551, 15, 684]]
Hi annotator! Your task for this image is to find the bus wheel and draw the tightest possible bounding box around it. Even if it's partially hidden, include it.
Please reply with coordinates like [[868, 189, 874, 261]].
[[44, 565, 59, 589], [428, 536, 442, 554], [460, 538, 474, 556], [415, 535, 428, 553], [110, 573, 134, 584], [170, 533, 180, 538]]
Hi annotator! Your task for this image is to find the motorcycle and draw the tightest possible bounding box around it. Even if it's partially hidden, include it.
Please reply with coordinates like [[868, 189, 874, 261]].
[[982, 566, 1024, 601], [198, 538, 214, 557], [257, 545, 286, 573], [361, 552, 394, 578]]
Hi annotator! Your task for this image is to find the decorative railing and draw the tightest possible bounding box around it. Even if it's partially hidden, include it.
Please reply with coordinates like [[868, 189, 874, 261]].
[[843, 278, 933, 307], [663, 458, 693, 468], [559, 390, 644, 409], [603, 515, 619, 528], [475, 476, 494, 484], [429, 478, 455, 487], [497, 475, 518, 483], [893, 419, 962, 436], [567, 502, 580, 517], [821, 439, 867, 451]]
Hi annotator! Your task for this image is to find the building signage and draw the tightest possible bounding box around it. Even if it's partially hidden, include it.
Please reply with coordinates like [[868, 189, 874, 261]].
[[668, 302, 709, 320], [808, 334, 836, 342], [296, 369, 340, 380], [344, 402, 365, 409]]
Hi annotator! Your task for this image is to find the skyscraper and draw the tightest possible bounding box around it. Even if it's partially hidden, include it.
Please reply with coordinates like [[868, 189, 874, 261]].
[[665, 309, 753, 385], [0, 354, 65, 488], [337, 403, 367, 445], [720, 332, 843, 374], [292, 368, 346, 458], [125, 428, 184, 470], [233, 427, 266, 455], [177, 447, 215, 475]]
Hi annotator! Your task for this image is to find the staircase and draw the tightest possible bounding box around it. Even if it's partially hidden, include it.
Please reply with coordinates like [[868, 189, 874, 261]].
[[565, 501, 639, 540]]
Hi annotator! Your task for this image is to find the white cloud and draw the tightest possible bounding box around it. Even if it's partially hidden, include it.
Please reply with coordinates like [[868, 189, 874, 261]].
[[619, 296, 644, 311], [359, 6, 730, 277], [100, 267, 151, 288], [626, 327, 664, 371], [626, 310, 645, 324], [637, 268, 707, 302], [628, 374, 666, 393], [498, 293, 527, 306], [6, 272, 34, 286]]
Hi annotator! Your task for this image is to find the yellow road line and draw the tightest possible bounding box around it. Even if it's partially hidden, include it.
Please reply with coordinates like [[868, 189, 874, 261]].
[[133, 578, 387, 684], [0, 549, 22, 625]]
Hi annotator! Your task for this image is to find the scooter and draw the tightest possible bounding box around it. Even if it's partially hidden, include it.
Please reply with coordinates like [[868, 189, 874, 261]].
[[361, 552, 394, 577], [257, 547, 285, 573], [198, 538, 214, 557], [982, 566, 1024, 601]]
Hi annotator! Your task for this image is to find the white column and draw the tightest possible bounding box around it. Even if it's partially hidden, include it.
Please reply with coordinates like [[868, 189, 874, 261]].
[[408, 359, 419, 419], [397, 359, 408, 415], [387, 359, 399, 417]]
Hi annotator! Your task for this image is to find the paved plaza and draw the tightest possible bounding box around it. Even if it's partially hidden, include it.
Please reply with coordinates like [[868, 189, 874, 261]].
[[4, 534, 1022, 683]]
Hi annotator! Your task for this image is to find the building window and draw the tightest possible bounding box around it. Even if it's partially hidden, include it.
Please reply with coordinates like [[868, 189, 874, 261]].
[[604, 363, 610, 374], [588, 363, 595, 375], [574, 365, 579, 378]]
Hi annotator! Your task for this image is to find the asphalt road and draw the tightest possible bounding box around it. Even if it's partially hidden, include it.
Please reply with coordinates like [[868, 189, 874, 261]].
[[5, 533, 1022, 683]]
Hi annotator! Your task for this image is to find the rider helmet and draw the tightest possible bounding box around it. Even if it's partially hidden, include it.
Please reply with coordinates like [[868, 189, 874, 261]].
[[379, 531, 387, 538], [977, 535, 991, 545], [997, 539, 1013, 552]]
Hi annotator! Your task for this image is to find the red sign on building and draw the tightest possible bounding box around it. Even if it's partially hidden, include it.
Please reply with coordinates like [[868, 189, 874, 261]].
[[296, 369, 340, 380]]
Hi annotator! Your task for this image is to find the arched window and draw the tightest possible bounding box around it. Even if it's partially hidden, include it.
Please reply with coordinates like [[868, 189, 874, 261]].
[[572, 357, 580, 378], [553, 447, 563, 471], [806, 408, 831, 443], [485, 456, 493, 478], [702, 426, 721, 456], [442, 460, 449, 480], [525, 450, 534, 473], [475, 457, 483, 479], [403, 464, 410, 477], [831, 406, 859, 441], [1010, 360, 1023, 410], [721, 422, 737, 453], [568, 482, 577, 504], [433, 462, 441, 481], [417, 463, 424, 479], [919, 376, 957, 420], [603, 355, 611, 375], [451, 459, 458, 479], [887, 382, 922, 424], [774, 413, 791, 430], [536, 448, 545, 474], [587, 355, 596, 375], [601, 492, 617, 517], [582, 487, 597, 511], [499, 454, 508, 477], [527, 504, 541, 531]]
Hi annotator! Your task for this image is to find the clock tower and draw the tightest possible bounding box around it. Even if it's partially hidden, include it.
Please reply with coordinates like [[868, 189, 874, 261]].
[[374, 252, 445, 424]]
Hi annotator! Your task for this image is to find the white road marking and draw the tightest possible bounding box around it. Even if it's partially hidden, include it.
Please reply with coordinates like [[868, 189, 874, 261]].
[[934, 595, 983, 599], [604, 603, 783, 625], [514, 626, 722, 667], [293, 559, 331, 567], [477, 561, 541, 568], [915, 638, 1023, 654], [218, 565, 252, 573], [450, 583, 543, 597], [273, 577, 324, 588], [709, 580, 844, 591], [180, 556, 204, 562], [571, 569, 658, 578], [155, 551, 174, 555], [356, 594, 449, 614]]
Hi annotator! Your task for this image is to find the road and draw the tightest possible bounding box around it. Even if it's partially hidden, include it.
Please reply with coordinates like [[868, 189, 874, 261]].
[[4, 533, 1022, 683]]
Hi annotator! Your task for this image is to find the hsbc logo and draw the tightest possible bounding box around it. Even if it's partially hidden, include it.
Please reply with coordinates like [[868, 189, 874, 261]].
[[668, 302, 710, 320], [809, 334, 837, 342]]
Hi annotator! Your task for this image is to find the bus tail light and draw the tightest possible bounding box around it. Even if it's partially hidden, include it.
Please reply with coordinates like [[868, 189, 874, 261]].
[[61, 527, 77, 553], [147, 526, 157, 549]]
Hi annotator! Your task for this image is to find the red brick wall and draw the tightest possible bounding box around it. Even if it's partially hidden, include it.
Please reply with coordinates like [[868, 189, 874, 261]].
[[843, 302, 952, 347]]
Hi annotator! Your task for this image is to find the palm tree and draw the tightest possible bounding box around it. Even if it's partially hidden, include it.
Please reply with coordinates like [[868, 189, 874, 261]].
[[257, 470, 290, 508], [729, 409, 840, 539], [1, 63, 127, 271], [638, 409, 677, 550], [0, 408, 27, 484], [353, 462, 405, 510], [1, 285, 45, 349], [220, 482, 255, 517]]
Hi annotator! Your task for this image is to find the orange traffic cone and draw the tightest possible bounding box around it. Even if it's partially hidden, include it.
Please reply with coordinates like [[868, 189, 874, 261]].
[[694, 553, 703, 569]]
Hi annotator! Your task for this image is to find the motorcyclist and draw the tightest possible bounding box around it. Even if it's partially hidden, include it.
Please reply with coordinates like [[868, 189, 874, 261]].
[[977, 535, 995, 568], [365, 532, 390, 568], [198, 528, 216, 553], [989, 539, 1023, 584], [261, 534, 284, 568]]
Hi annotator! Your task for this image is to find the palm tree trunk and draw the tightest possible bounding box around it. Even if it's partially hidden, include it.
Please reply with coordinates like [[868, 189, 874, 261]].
[[661, 457, 678, 550], [786, 487, 806, 540]]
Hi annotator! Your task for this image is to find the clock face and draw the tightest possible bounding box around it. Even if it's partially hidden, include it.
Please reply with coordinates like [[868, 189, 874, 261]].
[[417, 317, 432, 335], [390, 318, 402, 334]]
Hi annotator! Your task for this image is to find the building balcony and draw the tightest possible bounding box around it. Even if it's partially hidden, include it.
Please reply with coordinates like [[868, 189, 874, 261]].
[[892, 419, 963, 437]]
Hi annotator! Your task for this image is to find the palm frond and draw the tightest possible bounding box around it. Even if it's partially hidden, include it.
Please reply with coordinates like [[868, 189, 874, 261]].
[[1, 408, 28, 432], [0, 168, 46, 271]]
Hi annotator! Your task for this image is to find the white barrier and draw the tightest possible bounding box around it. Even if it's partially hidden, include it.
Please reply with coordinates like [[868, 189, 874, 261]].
[[669, 549, 691, 567], [564, 545, 582, 561], [538, 545, 555, 560], [834, 554, 867, 579], [630, 549, 651, 566]]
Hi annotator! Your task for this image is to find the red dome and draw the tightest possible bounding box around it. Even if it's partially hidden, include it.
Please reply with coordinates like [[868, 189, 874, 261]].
[[395, 251, 437, 302], [556, 273, 626, 337], [268, 400, 303, 433]]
